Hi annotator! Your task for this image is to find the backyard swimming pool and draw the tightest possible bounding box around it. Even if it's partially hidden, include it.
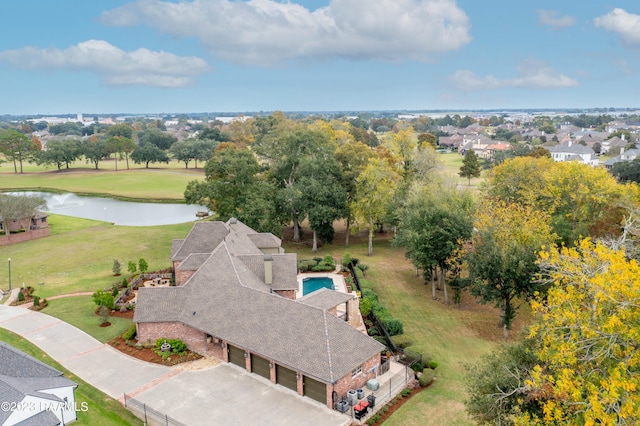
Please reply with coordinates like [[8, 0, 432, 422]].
[[302, 277, 335, 296]]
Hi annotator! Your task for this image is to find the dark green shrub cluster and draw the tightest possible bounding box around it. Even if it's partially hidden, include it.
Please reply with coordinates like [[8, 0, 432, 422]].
[[17, 291, 24, 302], [429, 360, 438, 369], [33, 296, 40, 307], [367, 414, 381, 425], [360, 288, 404, 336], [311, 264, 334, 272], [391, 334, 413, 349], [401, 388, 412, 397], [298, 259, 318, 272], [122, 324, 137, 341]]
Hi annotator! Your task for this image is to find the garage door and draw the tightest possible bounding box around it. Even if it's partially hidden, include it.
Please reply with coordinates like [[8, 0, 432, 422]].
[[303, 376, 327, 405], [276, 364, 297, 392], [228, 345, 245, 368], [251, 354, 271, 380]]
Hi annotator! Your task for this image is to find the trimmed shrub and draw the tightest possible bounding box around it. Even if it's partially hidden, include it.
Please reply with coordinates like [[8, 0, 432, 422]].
[[383, 318, 404, 336], [122, 324, 137, 341], [111, 285, 119, 297], [121, 277, 128, 288], [419, 368, 435, 387], [391, 334, 413, 349], [362, 288, 378, 303], [17, 291, 24, 302], [359, 297, 372, 317], [401, 388, 412, 397], [33, 296, 40, 307], [322, 255, 335, 269], [429, 360, 438, 369], [155, 338, 187, 354], [342, 253, 351, 268], [311, 264, 334, 272]]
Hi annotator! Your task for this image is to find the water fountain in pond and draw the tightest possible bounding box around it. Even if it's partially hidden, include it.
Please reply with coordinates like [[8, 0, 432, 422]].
[[50, 193, 84, 209]]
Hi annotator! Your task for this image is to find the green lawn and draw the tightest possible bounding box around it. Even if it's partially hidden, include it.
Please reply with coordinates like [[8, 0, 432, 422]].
[[2, 215, 194, 298], [0, 162, 203, 201], [43, 296, 133, 343], [438, 152, 485, 188], [285, 237, 498, 425], [0, 328, 142, 426]]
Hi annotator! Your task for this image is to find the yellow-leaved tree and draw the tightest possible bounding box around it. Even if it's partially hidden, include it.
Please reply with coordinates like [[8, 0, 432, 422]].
[[520, 239, 640, 425]]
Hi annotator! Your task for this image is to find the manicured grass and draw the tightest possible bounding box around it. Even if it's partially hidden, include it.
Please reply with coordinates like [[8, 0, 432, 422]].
[[438, 152, 485, 188], [0, 328, 142, 426], [285, 236, 499, 425], [43, 296, 133, 343], [1, 215, 194, 298], [0, 163, 204, 201]]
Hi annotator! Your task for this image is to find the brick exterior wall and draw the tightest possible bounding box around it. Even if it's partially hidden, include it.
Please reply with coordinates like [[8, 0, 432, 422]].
[[0, 228, 50, 246], [174, 269, 194, 286], [327, 353, 380, 407], [274, 289, 296, 300], [137, 322, 228, 357]]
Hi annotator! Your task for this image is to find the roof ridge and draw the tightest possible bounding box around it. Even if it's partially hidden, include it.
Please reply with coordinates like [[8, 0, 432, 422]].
[[321, 310, 335, 383]]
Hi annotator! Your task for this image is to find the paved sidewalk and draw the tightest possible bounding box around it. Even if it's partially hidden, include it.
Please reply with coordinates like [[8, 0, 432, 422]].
[[0, 305, 349, 426]]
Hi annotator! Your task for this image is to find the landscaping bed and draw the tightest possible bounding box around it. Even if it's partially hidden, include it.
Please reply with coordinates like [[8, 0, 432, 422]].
[[108, 337, 202, 366]]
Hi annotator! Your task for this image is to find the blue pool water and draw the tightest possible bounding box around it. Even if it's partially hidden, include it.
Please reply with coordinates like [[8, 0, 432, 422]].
[[302, 277, 334, 296]]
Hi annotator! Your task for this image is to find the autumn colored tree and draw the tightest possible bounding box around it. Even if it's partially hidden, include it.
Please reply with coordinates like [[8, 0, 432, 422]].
[[0, 129, 40, 173], [352, 157, 400, 256], [465, 199, 556, 339], [489, 157, 639, 245], [417, 132, 437, 149], [521, 239, 640, 425]]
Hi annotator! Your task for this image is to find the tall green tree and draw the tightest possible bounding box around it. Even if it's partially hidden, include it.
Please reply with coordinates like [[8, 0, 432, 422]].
[[138, 128, 177, 150], [352, 158, 399, 256], [131, 143, 170, 168], [255, 124, 333, 242], [394, 183, 475, 302], [459, 150, 481, 185], [81, 136, 108, 169], [184, 145, 280, 233], [36, 139, 81, 171], [334, 140, 375, 246], [299, 156, 346, 251]]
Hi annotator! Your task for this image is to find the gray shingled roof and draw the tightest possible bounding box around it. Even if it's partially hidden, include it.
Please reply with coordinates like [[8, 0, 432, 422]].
[[137, 243, 383, 383], [14, 409, 61, 426], [247, 233, 282, 249], [171, 222, 229, 261], [177, 253, 211, 271], [299, 288, 355, 310], [0, 342, 76, 424], [547, 143, 594, 155]]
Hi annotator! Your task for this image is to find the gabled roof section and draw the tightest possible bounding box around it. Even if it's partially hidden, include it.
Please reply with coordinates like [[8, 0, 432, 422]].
[[271, 254, 298, 290], [0, 342, 63, 378], [170, 239, 184, 258], [177, 253, 211, 271], [299, 288, 355, 310], [171, 222, 229, 262], [247, 233, 282, 249]]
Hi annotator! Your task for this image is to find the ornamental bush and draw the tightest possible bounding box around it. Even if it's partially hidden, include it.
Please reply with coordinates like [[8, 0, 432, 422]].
[[92, 290, 115, 310], [419, 369, 435, 387], [122, 324, 137, 341]]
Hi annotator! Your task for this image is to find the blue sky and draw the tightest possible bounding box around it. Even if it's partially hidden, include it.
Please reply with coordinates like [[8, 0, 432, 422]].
[[1, 1, 639, 115]]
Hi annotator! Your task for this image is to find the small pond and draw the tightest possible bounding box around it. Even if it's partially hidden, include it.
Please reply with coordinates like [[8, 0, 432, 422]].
[[8, 191, 208, 226]]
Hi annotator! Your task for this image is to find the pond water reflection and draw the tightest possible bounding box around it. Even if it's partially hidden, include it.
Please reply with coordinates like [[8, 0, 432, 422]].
[[9, 191, 208, 226]]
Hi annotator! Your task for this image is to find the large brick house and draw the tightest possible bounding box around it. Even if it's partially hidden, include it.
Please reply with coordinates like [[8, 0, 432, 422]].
[[134, 219, 384, 408]]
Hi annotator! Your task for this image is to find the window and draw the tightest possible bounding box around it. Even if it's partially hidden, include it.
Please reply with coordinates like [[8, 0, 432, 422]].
[[351, 365, 362, 378]]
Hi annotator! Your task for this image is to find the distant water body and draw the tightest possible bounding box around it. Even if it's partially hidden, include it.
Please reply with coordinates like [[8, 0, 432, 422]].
[[9, 191, 208, 226]]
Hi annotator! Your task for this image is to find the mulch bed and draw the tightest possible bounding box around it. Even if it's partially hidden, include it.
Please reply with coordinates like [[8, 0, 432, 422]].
[[108, 337, 202, 366]]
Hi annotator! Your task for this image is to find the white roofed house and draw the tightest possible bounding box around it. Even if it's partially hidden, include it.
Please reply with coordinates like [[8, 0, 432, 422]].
[[547, 141, 599, 166]]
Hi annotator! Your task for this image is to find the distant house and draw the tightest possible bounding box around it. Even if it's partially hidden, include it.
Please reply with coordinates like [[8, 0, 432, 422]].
[[135, 219, 384, 408], [0, 342, 78, 425], [0, 213, 50, 246], [603, 148, 640, 170], [547, 141, 599, 166], [600, 136, 626, 154]]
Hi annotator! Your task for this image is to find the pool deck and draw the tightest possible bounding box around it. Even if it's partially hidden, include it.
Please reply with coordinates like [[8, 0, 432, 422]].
[[296, 269, 349, 299]]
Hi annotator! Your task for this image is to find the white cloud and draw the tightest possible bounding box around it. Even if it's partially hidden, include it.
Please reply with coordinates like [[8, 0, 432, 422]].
[[100, 0, 471, 65], [451, 59, 578, 91], [594, 8, 640, 47], [0, 40, 210, 87], [536, 9, 576, 29]]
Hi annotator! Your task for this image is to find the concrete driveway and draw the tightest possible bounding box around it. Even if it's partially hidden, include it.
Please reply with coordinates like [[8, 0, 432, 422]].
[[0, 305, 349, 426]]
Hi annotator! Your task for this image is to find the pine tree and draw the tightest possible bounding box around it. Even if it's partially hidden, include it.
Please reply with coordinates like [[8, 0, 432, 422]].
[[459, 150, 481, 185]]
